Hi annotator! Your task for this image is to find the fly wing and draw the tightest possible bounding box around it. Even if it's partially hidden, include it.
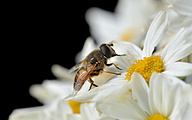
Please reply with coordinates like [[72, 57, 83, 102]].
[[69, 60, 84, 73], [73, 64, 97, 96], [73, 68, 88, 96]]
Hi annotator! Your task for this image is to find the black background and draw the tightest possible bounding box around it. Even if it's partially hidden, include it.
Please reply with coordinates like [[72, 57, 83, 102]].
[[5, 1, 118, 119]]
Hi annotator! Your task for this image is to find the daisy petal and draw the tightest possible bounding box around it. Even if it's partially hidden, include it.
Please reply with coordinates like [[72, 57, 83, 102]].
[[163, 62, 192, 77], [164, 43, 192, 65], [131, 72, 151, 115], [51, 64, 75, 81], [161, 27, 192, 65], [149, 73, 192, 118], [65, 83, 96, 102], [80, 103, 99, 120], [168, 91, 188, 120], [115, 0, 157, 24], [75, 37, 97, 63], [99, 114, 116, 120], [148, 72, 164, 115], [160, 75, 176, 116], [66, 114, 81, 120], [64, 78, 125, 102], [164, 0, 192, 16], [9, 106, 49, 120], [53, 101, 73, 120], [29, 80, 72, 104], [85, 7, 117, 44], [165, 77, 192, 120], [143, 11, 169, 57], [108, 41, 143, 72], [93, 74, 129, 103], [182, 104, 192, 120], [99, 102, 147, 120], [148, 73, 177, 116]]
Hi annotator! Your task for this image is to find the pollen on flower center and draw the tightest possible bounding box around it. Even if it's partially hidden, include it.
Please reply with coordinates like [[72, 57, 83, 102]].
[[68, 101, 83, 113], [125, 56, 164, 83], [147, 114, 168, 120]]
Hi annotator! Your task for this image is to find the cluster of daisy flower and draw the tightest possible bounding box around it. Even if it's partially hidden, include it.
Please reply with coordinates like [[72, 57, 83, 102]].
[[9, 0, 192, 120]]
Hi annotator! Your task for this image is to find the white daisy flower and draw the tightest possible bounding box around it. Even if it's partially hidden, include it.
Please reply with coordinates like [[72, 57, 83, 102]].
[[110, 10, 192, 83], [85, 0, 161, 48], [10, 69, 101, 119], [10, 74, 99, 119], [9, 100, 100, 120], [29, 80, 73, 104], [65, 10, 192, 102], [9, 100, 77, 120], [97, 72, 192, 120]]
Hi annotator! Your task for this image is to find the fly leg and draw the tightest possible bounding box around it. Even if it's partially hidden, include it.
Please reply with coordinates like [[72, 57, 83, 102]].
[[103, 70, 121, 75], [104, 60, 123, 70], [88, 77, 98, 91]]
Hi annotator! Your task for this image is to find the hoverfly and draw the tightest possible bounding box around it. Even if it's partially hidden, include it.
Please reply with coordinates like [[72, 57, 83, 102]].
[[72, 42, 125, 96]]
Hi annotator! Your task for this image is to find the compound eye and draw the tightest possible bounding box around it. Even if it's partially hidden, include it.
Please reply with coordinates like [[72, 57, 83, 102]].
[[100, 44, 112, 58]]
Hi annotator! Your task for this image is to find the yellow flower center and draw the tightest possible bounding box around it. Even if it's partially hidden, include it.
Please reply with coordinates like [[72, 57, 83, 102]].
[[125, 56, 164, 83], [120, 28, 136, 42], [68, 101, 83, 113], [147, 114, 168, 120]]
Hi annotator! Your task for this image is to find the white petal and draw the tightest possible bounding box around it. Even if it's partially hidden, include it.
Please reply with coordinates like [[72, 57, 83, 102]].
[[168, 94, 188, 120], [182, 104, 192, 120], [75, 37, 97, 63], [161, 27, 192, 65], [99, 114, 116, 120], [92, 72, 116, 86], [115, 0, 157, 22], [161, 28, 186, 60], [148, 73, 192, 118], [85, 7, 118, 44], [80, 103, 99, 120], [166, 78, 192, 119], [64, 89, 96, 102], [108, 41, 143, 72], [64, 78, 125, 102], [159, 75, 175, 116], [110, 41, 143, 60], [66, 114, 81, 120], [131, 72, 151, 115], [164, 43, 192, 65], [9, 106, 49, 120], [163, 62, 192, 77], [51, 64, 75, 81], [143, 11, 169, 57], [148, 73, 166, 115], [29, 80, 72, 104], [99, 102, 147, 120], [164, 0, 192, 16], [93, 80, 129, 103], [57, 100, 73, 119]]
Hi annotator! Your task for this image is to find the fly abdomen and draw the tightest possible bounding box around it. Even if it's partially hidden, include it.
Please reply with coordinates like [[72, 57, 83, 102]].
[[73, 67, 89, 96]]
